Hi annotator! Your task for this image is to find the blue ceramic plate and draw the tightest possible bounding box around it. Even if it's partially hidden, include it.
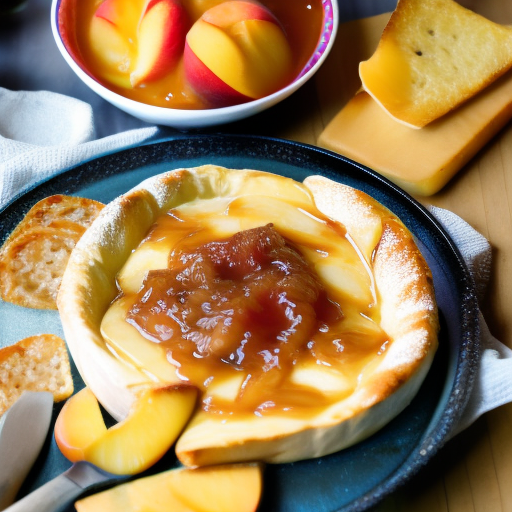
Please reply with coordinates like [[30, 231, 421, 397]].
[[0, 135, 479, 512]]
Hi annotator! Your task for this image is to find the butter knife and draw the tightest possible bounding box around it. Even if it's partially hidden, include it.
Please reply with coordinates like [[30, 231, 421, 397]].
[[0, 391, 53, 511]]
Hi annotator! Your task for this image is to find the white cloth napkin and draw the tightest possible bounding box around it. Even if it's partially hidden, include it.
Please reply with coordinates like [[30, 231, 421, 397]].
[[0, 88, 160, 210], [1, 87, 512, 436], [428, 207, 512, 436]]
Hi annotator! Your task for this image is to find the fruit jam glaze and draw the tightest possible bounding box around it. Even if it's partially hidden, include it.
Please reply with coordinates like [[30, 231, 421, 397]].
[[101, 191, 390, 418], [58, 0, 325, 109]]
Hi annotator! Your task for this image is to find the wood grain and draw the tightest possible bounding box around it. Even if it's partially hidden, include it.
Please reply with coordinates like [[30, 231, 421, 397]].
[[3, 0, 510, 510], [281, 2, 512, 511]]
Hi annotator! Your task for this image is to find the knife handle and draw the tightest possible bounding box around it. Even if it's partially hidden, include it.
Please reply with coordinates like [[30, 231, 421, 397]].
[[2, 473, 83, 512]]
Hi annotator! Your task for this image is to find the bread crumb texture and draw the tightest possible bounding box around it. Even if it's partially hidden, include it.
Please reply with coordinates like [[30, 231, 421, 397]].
[[0, 334, 74, 416], [359, 0, 512, 127], [0, 195, 104, 309]]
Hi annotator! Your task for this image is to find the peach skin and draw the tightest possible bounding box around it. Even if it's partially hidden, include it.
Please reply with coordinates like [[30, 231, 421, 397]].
[[74, 462, 264, 512], [87, 0, 144, 88], [88, 0, 188, 88], [54, 384, 197, 475], [130, 0, 189, 86], [54, 387, 107, 463], [184, 0, 293, 107]]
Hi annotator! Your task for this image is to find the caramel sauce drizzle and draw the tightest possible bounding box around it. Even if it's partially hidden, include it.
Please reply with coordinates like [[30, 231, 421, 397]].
[[113, 197, 389, 417]]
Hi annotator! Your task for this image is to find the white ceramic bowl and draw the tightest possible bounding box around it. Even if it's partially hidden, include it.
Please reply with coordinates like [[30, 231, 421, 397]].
[[50, 0, 338, 129]]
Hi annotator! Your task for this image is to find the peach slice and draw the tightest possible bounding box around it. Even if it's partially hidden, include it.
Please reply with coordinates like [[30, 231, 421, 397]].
[[88, 0, 144, 88], [94, 0, 143, 26], [130, 0, 189, 86], [184, 0, 293, 106], [54, 387, 107, 463], [88, 16, 132, 85], [183, 44, 250, 107], [55, 385, 197, 475], [74, 462, 264, 512]]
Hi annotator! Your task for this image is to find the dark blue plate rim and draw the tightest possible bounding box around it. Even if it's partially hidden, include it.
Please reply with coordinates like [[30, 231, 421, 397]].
[[0, 134, 480, 512]]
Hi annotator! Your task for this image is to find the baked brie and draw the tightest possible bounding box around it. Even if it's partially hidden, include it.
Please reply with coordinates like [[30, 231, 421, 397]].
[[57, 165, 438, 466]]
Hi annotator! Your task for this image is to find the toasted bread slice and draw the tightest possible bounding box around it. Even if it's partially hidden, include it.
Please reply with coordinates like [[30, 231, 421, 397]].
[[4, 195, 104, 242], [0, 334, 74, 416], [0, 196, 104, 310], [0, 227, 81, 309], [359, 0, 512, 128]]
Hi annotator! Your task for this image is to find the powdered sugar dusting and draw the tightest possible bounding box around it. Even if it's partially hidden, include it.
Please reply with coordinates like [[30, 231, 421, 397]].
[[139, 171, 183, 208], [375, 222, 437, 369], [77, 195, 126, 252], [380, 328, 432, 371], [304, 176, 377, 231]]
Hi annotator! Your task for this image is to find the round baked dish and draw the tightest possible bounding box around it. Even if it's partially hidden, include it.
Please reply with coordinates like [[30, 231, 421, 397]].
[[57, 165, 438, 466]]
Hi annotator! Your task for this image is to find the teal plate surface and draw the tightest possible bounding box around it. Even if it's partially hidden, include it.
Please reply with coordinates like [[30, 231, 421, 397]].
[[0, 135, 479, 512]]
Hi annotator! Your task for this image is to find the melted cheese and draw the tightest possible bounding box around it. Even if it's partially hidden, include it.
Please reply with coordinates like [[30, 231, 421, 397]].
[[57, 165, 438, 465], [318, 81, 512, 196], [101, 190, 388, 418]]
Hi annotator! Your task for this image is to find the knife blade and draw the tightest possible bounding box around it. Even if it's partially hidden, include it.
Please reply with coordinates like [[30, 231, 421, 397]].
[[0, 391, 54, 511], [3, 461, 128, 512]]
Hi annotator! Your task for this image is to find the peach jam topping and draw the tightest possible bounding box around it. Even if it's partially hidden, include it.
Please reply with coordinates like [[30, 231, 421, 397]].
[[108, 193, 390, 417], [127, 224, 343, 408]]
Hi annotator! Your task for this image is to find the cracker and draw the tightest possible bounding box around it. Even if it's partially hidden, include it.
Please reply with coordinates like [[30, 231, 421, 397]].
[[359, 0, 512, 127], [0, 195, 104, 310], [0, 334, 74, 416], [0, 227, 81, 309], [4, 195, 104, 243]]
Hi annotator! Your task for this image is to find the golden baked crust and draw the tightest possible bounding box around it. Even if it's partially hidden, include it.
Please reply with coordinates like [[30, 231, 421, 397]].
[[57, 166, 438, 464], [359, 0, 512, 128], [0, 195, 104, 309], [0, 334, 74, 416]]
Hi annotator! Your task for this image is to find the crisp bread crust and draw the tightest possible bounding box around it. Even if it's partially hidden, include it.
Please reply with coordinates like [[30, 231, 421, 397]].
[[0, 334, 74, 416], [57, 166, 439, 465], [0, 195, 104, 310], [359, 0, 512, 128]]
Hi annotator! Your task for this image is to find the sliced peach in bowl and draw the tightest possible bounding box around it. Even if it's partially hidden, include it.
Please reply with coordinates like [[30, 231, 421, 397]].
[[130, 0, 190, 87], [87, 0, 189, 88], [87, 0, 145, 88], [184, 0, 293, 106], [53, 0, 338, 127]]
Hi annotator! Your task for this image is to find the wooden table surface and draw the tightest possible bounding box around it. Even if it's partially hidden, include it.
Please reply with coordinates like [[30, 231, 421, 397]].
[[1, 0, 512, 511], [235, 2, 512, 510], [308, 2, 512, 512]]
